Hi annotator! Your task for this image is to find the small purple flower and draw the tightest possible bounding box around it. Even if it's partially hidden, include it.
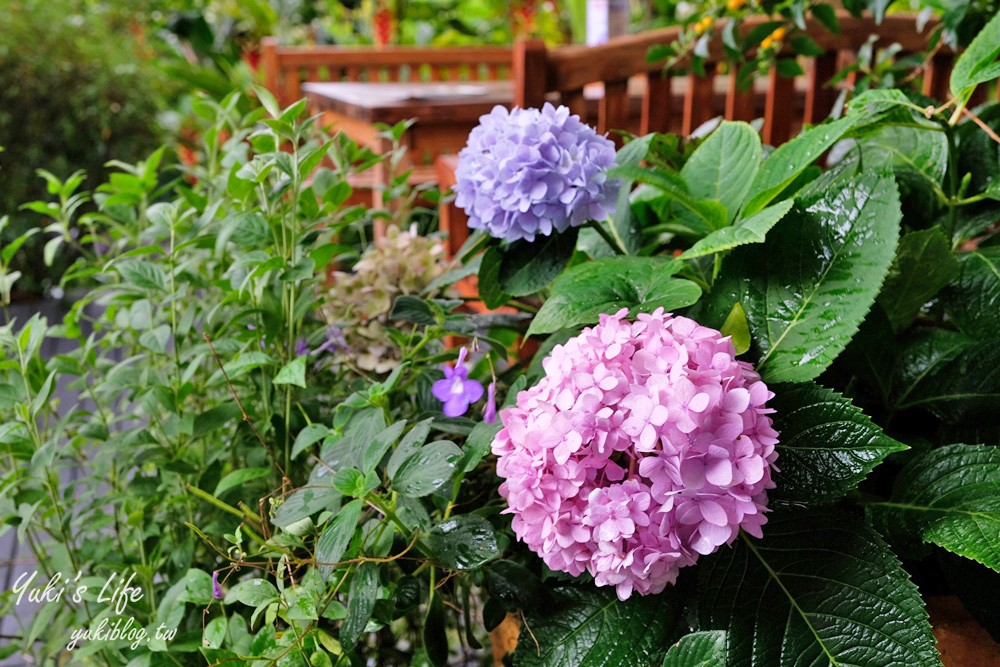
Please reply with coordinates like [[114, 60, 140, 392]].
[[432, 347, 484, 418], [312, 326, 350, 357], [483, 380, 497, 424], [454, 103, 619, 243], [296, 338, 310, 357], [212, 571, 224, 599]]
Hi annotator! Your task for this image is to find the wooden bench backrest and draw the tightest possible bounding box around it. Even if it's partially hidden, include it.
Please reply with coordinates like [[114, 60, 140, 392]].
[[262, 38, 513, 109], [515, 13, 948, 146]]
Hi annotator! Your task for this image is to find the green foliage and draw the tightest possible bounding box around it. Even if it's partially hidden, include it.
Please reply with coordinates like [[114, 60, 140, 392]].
[[514, 586, 677, 667], [870, 445, 1000, 573], [698, 509, 941, 667], [0, 0, 167, 296]]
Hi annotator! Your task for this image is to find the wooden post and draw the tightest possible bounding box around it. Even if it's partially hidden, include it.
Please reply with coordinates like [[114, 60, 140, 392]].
[[514, 40, 549, 109], [804, 52, 839, 125], [682, 62, 717, 136], [763, 66, 796, 146]]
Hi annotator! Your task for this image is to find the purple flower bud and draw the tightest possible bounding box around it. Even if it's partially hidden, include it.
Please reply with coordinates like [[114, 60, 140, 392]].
[[483, 380, 497, 424], [296, 338, 310, 357], [212, 571, 224, 600]]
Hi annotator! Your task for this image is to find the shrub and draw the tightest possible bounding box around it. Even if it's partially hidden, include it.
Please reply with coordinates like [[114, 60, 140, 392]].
[[0, 0, 167, 297]]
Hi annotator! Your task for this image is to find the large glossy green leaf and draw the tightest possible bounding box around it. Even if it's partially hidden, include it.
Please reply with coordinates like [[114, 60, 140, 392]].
[[869, 444, 1000, 573], [614, 165, 728, 235], [709, 168, 901, 383], [680, 121, 762, 223], [391, 440, 463, 497], [513, 585, 675, 667], [427, 515, 500, 570], [769, 382, 906, 503], [698, 508, 941, 667], [679, 200, 794, 260], [661, 631, 726, 667], [942, 247, 1000, 339], [526, 256, 702, 337], [498, 227, 580, 297], [878, 228, 958, 332], [892, 330, 1000, 422], [742, 114, 862, 215], [950, 10, 1000, 96]]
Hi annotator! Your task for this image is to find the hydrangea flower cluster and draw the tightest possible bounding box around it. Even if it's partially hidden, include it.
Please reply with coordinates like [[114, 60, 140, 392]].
[[454, 104, 619, 243], [492, 308, 778, 599]]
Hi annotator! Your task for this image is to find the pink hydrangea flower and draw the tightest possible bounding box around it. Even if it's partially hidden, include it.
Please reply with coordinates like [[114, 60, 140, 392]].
[[492, 308, 778, 599]]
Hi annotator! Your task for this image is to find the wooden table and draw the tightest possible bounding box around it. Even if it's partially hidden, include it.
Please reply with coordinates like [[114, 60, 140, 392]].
[[303, 80, 513, 240]]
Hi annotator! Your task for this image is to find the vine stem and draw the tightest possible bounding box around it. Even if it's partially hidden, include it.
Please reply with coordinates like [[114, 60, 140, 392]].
[[202, 332, 286, 479]]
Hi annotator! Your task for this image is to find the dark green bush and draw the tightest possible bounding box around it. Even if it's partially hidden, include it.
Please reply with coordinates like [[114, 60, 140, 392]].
[[0, 0, 168, 297]]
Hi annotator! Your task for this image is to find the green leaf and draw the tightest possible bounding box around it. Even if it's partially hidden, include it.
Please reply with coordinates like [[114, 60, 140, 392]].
[[661, 631, 726, 667], [709, 168, 901, 383], [942, 247, 1000, 339], [117, 260, 167, 291], [203, 616, 228, 649], [272, 485, 341, 529], [316, 498, 363, 579], [390, 295, 437, 325], [870, 444, 1000, 573], [742, 114, 862, 215], [527, 257, 702, 337], [719, 302, 751, 355], [363, 420, 407, 474], [214, 467, 271, 496], [273, 356, 307, 388], [292, 423, 332, 459], [427, 515, 500, 571], [513, 585, 674, 667], [611, 134, 654, 254], [679, 200, 794, 259], [950, 10, 1000, 96], [892, 330, 1000, 422], [138, 324, 171, 354], [498, 227, 580, 297], [392, 440, 463, 497], [879, 228, 958, 332], [387, 418, 434, 479], [680, 121, 762, 223], [698, 508, 941, 667], [479, 246, 511, 309], [614, 165, 727, 234], [340, 562, 378, 649], [769, 382, 907, 503], [227, 578, 279, 607]]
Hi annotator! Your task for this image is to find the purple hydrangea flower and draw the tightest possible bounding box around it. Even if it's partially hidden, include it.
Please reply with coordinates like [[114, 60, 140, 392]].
[[492, 308, 779, 599], [454, 104, 619, 243], [212, 571, 224, 600], [432, 347, 484, 417]]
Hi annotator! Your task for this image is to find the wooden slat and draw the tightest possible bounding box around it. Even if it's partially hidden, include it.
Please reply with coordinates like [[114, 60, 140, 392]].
[[345, 66, 360, 82], [435, 155, 467, 260], [641, 72, 672, 134], [923, 53, 953, 101], [282, 68, 301, 109], [275, 45, 511, 69], [763, 67, 796, 146], [683, 63, 717, 136], [804, 52, 839, 124], [562, 88, 588, 121], [725, 67, 755, 121], [514, 40, 549, 108], [262, 37, 280, 98], [599, 80, 630, 144]]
